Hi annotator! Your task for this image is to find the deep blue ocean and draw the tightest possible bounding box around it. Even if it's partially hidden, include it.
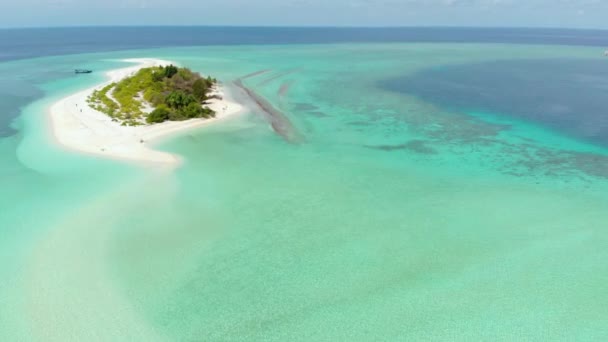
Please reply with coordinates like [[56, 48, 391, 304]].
[[382, 58, 608, 146], [1, 26, 608, 136], [3, 27, 608, 143], [2, 26, 608, 62]]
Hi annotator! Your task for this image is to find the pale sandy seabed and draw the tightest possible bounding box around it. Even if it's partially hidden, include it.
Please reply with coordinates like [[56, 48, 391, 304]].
[[21, 58, 250, 341], [6, 44, 608, 341]]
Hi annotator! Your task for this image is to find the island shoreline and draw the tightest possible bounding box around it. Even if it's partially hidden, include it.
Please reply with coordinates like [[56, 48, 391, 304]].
[[48, 58, 245, 167]]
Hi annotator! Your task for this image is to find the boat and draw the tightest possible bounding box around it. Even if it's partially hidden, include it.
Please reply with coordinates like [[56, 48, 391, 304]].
[[75, 69, 92, 74]]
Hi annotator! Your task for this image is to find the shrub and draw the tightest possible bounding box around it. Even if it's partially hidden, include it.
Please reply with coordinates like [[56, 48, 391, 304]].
[[165, 90, 196, 109], [168, 111, 184, 121], [183, 102, 203, 119], [192, 79, 209, 101], [177, 68, 195, 81], [152, 70, 164, 82], [147, 105, 171, 123], [163, 65, 179, 79], [149, 92, 165, 106], [201, 106, 216, 118]]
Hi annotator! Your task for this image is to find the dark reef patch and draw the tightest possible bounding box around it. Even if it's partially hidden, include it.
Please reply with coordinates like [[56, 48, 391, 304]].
[[293, 103, 318, 112], [257, 69, 299, 87], [0, 80, 44, 137], [381, 58, 608, 146], [366, 140, 437, 154], [306, 111, 329, 118], [278, 81, 293, 97], [234, 78, 304, 144], [346, 121, 370, 127], [291, 103, 328, 118], [240, 69, 271, 80]]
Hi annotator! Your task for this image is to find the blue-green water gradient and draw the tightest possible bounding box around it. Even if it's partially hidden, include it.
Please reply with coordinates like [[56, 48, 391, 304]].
[[1, 43, 607, 340]]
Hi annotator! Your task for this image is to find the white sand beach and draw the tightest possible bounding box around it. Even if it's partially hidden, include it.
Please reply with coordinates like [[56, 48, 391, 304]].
[[49, 58, 244, 165]]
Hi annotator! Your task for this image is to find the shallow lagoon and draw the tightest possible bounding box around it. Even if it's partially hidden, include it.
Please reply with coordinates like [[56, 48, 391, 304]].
[[1, 43, 608, 340]]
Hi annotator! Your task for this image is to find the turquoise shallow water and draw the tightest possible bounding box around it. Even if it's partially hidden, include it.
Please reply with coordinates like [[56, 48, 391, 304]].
[[1, 44, 608, 340]]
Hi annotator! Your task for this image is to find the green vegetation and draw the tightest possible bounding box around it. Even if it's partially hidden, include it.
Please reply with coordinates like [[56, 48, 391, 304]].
[[87, 65, 218, 125]]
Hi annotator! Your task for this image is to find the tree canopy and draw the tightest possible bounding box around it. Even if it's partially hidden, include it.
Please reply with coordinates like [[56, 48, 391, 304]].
[[87, 64, 217, 126]]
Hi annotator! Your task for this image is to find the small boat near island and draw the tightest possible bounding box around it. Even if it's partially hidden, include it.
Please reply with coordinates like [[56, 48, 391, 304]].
[[75, 69, 92, 74]]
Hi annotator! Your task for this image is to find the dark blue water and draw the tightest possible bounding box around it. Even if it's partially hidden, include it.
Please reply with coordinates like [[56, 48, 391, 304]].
[[0, 80, 42, 137], [382, 58, 608, 146], [2, 26, 608, 62], [2, 27, 608, 141]]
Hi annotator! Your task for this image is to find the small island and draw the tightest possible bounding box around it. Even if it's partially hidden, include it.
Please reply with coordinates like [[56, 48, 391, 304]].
[[87, 64, 219, 126], [50, 59, 243, 164]]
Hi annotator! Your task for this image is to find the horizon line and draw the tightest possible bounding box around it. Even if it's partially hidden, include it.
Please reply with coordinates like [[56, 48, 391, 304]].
[[1, 24, 608, 32]]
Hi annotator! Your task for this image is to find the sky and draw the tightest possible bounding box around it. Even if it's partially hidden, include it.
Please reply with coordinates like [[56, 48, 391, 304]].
[[1, 0, 608, 29]]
